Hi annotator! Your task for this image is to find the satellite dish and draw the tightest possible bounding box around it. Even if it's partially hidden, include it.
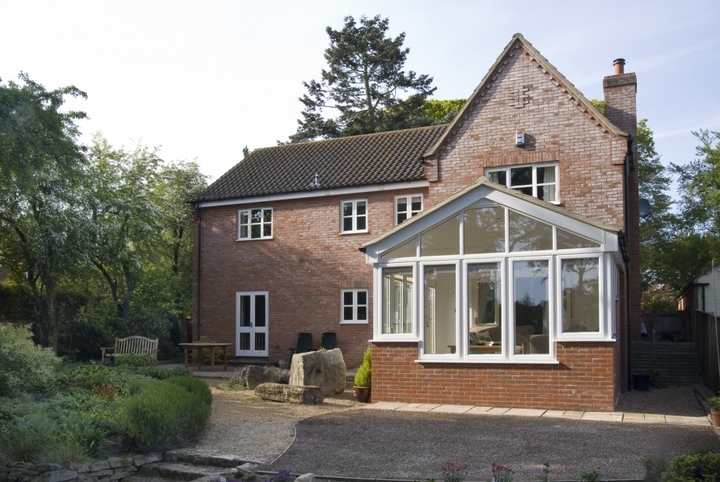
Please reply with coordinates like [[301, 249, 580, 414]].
[[639, 199, 651, 219]]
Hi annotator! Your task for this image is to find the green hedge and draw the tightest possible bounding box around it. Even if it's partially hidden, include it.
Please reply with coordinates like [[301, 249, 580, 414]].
[[114, 376, 212, 451]]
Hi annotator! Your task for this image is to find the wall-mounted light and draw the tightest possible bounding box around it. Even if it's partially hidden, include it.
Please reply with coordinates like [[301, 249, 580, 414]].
[[515, 132, 525, 147]]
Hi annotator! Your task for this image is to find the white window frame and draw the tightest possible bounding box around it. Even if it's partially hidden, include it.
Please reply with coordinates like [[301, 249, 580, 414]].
[[340, 199, 368, 234], [376, 264, 417, 339], [371, 202, 615, 363], [341, 289, 369, 324], [395, 194, 423, 225], [487, 162, 559, 203], [237, 207, 273, 240], [555, 255, 604, 340]]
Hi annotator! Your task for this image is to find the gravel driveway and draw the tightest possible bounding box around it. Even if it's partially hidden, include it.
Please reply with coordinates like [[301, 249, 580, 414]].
[[192, 381, 718, 480]]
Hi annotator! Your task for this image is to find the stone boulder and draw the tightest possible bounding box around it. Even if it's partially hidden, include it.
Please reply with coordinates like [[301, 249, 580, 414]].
[[254, 383, 324, 405], [289, 348, 346, 395], [239, 365, 289, 389]]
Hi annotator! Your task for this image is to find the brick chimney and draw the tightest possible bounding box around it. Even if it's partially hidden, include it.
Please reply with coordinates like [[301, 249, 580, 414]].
[[603, 60, 642, 352]]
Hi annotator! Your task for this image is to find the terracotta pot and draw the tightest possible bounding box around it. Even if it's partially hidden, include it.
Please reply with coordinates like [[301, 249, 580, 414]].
[[711, 409, 720, 427], [353, 386, 371, 403]]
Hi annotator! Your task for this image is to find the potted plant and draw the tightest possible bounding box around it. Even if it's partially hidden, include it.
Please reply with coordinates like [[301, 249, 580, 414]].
[[353, 346, 372, 403], [706, 396, 720, 426]]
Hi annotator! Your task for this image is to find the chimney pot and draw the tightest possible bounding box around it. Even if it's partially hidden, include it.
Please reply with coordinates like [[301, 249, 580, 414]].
[[613, 58, 626, 75]]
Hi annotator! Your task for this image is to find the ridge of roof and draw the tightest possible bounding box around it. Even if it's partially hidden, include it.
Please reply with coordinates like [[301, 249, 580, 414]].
[[424, 33, 626, 158]]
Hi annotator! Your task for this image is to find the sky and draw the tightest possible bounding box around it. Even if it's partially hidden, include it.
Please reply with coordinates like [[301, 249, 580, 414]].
[[3, 0, 720, 188]]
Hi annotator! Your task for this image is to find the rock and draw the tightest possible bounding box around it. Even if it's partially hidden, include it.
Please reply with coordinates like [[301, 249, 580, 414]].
[[243, 365, 289, 389], [254, 383, 324, 404], [289, 348, 346, 396]]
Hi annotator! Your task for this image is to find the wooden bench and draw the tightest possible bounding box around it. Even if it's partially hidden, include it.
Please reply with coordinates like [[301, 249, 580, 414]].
[[102, 336, 159, 363]]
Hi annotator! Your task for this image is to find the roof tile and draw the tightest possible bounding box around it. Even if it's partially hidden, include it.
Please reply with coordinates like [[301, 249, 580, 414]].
[[193, 125, 448, 202]]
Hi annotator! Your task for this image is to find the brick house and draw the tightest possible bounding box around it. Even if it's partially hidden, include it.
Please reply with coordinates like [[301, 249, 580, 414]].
[[191, 34, 640, 411]]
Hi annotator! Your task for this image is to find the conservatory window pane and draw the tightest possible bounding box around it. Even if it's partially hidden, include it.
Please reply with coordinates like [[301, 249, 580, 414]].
[[420, 215, 460, 256], [557, 229, 600, 249], [382, 238, 417, 259], [508, 210, 553, 252], [562, 258, 600, 332], [467, 263, 502, 355], [514, 260, 549, 355], [382, 267, 414, 334], [424, 265, 456, 354], [464, 206, 505, 254]]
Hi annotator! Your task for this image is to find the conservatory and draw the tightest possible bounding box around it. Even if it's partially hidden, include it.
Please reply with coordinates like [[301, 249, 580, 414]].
[[362, 177, 622, 364]]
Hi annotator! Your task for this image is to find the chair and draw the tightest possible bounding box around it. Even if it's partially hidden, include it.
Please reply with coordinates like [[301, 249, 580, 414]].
[[529, 334, 549, 354], [321, 332, 337, 350], [289, 332, 313, 357]]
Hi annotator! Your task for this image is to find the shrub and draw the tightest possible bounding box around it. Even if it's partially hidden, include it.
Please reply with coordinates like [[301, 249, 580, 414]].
[[114, 354, 157, 367], [661, 449, 720, 481], [354, 346, 372, 388], [0, 415, 50, 463], [114, 376, 212, 451], [166, 375, 213, 406], [0, 324, 60, 396]]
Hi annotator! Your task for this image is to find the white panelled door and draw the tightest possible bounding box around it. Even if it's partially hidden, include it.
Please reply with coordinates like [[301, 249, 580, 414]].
[[236, 291, 269, 357]]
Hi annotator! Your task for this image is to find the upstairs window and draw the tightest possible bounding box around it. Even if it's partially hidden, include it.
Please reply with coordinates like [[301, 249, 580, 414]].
[[395, 195, 423, 224], [341, 200, 368, 233], [488, 163, 558, 203], [238, 208, 273, 240]]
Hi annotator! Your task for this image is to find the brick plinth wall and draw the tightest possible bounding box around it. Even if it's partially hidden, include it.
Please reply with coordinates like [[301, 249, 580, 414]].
[[372, 341, 618, 412]]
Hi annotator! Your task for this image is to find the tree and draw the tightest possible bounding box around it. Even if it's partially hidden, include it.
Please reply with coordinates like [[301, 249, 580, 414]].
[[85, 135, 163, 333], [0, 73, 90, 351], [423, 99, 466, 124], [152, 161, 207, 342], [635, 119, 680, 290], [290, 15, 436, 142], [670, 129, 720, 283]]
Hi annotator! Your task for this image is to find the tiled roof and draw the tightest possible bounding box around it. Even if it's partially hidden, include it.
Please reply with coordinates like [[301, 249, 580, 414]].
[[193, 125, 448, 203]]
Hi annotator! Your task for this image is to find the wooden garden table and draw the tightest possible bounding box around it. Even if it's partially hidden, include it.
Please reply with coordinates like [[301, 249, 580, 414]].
[[178, 342, 233, 371]]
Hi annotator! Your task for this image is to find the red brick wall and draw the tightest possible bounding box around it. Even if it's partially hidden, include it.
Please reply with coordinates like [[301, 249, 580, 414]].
[[194, 188, 427, 368], [372, 342, 617, 412], [426, 45, 627, 233]]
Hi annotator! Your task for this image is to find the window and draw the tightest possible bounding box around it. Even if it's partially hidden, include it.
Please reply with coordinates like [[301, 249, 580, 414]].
[[395, 195, 423, 224], [513, 260, 549, 354], [342, 289, 368, 324], [467, 263, 502, 354], [238, 208, 273, 240], [424, 265, 457, 354], [341, 200, 367, 233], [382, 267, 414, 334], [488, 163, 558, 202], [560, 257, 600, 333]]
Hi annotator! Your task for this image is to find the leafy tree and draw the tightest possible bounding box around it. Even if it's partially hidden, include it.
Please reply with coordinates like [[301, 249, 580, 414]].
[[635, 119, 680, 291], [423, 99, 466, 124], [290, 15, 436, 142], [0, 73, 90, 351], [85, 135, 163, 333], [670, 130, 720, 284], [152, 161, 207, 343]]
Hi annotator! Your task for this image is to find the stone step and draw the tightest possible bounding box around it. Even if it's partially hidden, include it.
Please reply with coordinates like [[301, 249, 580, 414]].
[[138, 462, 226, 481], [165, 449, 264, 468], [137, 450, 269, 482]]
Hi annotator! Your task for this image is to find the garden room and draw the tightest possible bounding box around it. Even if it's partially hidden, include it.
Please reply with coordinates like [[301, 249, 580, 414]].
[[363, 179, 622, 364]]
